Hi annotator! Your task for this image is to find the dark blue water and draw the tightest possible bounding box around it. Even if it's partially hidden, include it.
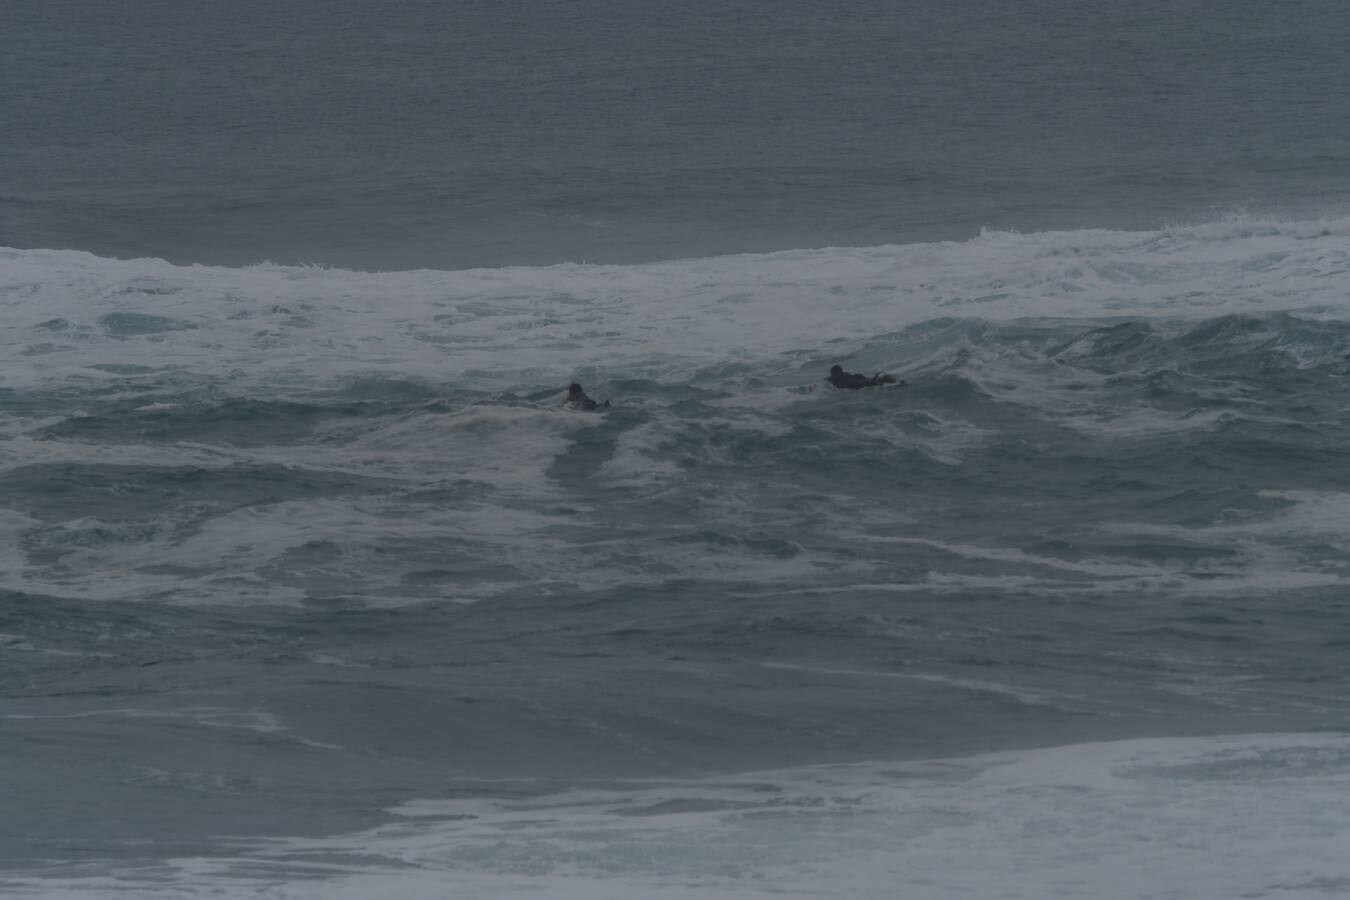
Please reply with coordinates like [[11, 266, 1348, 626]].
[[6, 0, 1350, 269], [4, 2, 1350, 897]]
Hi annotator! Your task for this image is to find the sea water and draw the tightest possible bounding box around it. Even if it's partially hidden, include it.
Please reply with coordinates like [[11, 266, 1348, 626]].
[[4, 1, 1350, 898], [4, 222, 1350, 898]]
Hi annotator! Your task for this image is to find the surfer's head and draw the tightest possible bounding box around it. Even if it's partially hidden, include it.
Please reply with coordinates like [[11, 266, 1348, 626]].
[[829, 365, 843, 376], [567, 382, 585, 398]]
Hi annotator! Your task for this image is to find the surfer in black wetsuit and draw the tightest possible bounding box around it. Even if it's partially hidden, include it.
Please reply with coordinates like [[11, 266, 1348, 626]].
[[827, 365, 899, 390], [563, 382, 610, 410]]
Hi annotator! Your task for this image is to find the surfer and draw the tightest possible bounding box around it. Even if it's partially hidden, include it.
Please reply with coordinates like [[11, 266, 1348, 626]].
[[563, 382, 609, 411], [827, 365, 900, 390]]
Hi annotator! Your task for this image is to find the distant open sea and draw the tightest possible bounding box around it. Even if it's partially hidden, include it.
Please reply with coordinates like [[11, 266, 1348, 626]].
[[4, 1, 1350, 897]]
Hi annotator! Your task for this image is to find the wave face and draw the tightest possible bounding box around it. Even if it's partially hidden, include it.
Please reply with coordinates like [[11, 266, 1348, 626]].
[[4, 218, 1350, 897]]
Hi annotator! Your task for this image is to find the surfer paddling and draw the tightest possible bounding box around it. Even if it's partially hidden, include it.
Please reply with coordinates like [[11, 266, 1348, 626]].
[[563, 382, 610, 411], [826, 365, 902, 390]]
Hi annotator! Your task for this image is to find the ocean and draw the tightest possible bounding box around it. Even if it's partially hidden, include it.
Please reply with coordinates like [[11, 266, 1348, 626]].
[[4, 1, 1350, 898]]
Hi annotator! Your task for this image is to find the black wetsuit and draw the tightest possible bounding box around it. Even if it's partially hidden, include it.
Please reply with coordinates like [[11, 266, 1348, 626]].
[[565, 385, 609, 410], [828, 368, 897, 390]]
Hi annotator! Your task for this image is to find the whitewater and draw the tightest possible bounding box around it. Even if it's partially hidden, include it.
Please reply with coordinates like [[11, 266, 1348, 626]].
[[3, 216, 1350, 898]]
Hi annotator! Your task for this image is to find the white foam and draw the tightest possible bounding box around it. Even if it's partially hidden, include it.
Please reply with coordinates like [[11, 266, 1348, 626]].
[[6, 216, 1350, 400], [825, 490, 1350, 599], [0, 435, 242, 475], [1247, 490, 1350, 540], [1, 479, 854, 606], [0, 496, 578, 605], [596, 420, 684, 487], [758, 660, 1077, 708], [0, 507, 41, 573], [856, 535, 1160, 578], [9, 732, 1350, 899], [1086, 490, 1350, 596], [1062, 404, 1241, 438], [0, 705, 339, 748]]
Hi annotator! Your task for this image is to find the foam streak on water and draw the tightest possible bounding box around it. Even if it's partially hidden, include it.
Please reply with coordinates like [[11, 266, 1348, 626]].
[[5, 734, 1350, 899]]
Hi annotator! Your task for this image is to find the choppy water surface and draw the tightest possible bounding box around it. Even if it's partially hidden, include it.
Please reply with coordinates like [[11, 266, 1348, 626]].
[[3, 219, 1350, 896]]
